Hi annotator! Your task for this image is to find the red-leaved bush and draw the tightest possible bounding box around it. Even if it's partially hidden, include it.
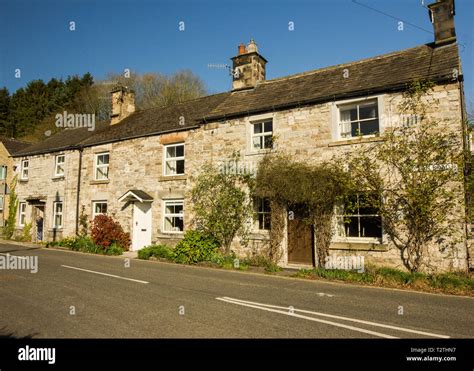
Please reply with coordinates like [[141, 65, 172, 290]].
[[91, 215, 131, 251]]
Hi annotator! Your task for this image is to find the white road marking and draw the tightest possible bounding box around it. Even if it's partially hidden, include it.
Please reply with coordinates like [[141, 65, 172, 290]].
[[218, 296, 450, 339], [217, 297, 397, 338], [61, 265, 149, 284]]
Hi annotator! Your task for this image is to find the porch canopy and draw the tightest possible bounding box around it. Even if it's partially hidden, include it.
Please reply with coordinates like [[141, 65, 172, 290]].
[[118, 189, 153, 203]]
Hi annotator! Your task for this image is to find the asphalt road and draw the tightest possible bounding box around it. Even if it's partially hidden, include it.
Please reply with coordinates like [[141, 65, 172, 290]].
[[0, 242, 473, 339]]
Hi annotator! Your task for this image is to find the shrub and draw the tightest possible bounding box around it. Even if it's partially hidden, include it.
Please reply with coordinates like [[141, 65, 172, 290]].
[[56, 236, 124, 255], [15, 223, 32, 242], [91, 215, 131, 250], [173, 230, 220, 264], [138, 245, 174, 260]]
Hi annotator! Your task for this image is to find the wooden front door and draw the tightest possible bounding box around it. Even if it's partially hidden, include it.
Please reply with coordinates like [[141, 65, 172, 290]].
[[287, 206, 314, 265]]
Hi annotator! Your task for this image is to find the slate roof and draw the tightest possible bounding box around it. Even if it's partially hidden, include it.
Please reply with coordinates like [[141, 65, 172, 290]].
[[0, 137, 31, 155], [13, 42, 461, 157], [204, 42, 461, 120]]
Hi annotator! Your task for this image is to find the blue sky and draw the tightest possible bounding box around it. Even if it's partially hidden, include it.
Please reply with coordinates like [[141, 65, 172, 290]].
[[1, 0, 473, 105]]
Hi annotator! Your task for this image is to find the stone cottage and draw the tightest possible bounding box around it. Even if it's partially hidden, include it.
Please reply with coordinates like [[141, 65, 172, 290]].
[[0, 137, 30, 228], [11, 0, 471, 271]]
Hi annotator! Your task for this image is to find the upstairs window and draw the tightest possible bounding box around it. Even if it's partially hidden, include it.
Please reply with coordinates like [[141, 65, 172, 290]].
[[0, 166, 6, 180], [21, 159, 29, 180], [95, 152, 109, 180], [252, 120, 273, 150], [336, 193, 382, 240], [54, 155, 65, 177], [339, 100, 379, 138], [164, 144, 185, 176]]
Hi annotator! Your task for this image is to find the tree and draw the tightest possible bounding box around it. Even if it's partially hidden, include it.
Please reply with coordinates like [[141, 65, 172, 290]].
[[255, 154, 351, 266], [190, 161, 254, 255], [0, 88, 11, 136], [348, 81, 464, 272]]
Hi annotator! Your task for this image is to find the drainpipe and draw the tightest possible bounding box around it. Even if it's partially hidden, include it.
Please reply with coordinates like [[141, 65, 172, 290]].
[[459, 79, 472, 271], [75, 147, 83, 236]]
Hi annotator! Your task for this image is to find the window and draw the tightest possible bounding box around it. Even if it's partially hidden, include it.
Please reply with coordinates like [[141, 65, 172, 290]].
[[21, 159, 29, 180], [18, 202, 26, 226], [252, 120, 273, 150], [95, 152, 109, 180], [336, 193, 382, 239], [0, 166, 6, 180], [255, 198, 271, 230], [163, 200, 184, 233], [0, 195, 4, 211], [54, 155, 65, 177], [164, 144, 185, 176], [339, 100, 379, 138], [53, 202, 63, 228], [92, 201, 108, 219]]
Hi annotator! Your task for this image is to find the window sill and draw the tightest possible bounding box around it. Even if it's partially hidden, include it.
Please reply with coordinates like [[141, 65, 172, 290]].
[[90, 179, 110, 185], [157, 232, 184, 238], [330, 240, 387, 251], [328, 136, 383, 147], [52, 175, 65, 181], [245, 149, 275, 157], [248, 231, 270, 240], [18, 178, 29, 183], [159, 175, 187, 181]]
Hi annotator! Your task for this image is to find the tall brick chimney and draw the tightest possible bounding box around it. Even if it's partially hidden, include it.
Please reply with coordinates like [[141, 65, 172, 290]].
[[428, 0, 456, 45], [110, 85, 135, 125], [231, 39, 267, 91]]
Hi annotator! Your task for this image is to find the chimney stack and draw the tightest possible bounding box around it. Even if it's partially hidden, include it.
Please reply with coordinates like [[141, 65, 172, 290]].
[[428, 0, 456, 45], [231, 39, 267, 91], [110, 85, 135, 125]]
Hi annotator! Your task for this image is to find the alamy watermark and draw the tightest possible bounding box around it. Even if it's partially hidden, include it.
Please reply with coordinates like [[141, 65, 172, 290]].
[[55, 110, 96, 131], [325, 254, 365, 273], [218, 160, 257, 176], [0, 254, 38, 273]]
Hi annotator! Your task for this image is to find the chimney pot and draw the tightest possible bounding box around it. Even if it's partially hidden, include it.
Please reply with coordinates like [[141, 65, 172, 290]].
[[238, 43, 246, 55]]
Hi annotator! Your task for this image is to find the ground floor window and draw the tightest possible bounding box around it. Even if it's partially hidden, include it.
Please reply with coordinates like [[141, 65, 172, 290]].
[[19, 202, 27, 226], [92, 201, 108, 219], [163, 200, 184, 233], [53, 202, 63, 228], [254, 198, 271, 230], [336, 193, 382, 239]]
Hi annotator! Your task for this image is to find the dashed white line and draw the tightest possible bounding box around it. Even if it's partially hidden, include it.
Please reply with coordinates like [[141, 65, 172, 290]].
[[217, 296, 450, 339], [61, 265, 149, 284]]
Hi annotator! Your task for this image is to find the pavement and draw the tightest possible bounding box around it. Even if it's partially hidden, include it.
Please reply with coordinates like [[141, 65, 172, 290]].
[[0, 241, 473, 338]]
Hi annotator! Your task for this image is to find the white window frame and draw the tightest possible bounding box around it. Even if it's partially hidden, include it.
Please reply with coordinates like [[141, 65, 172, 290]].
[[92, 201, 108, 219], [162, 199, 184, 233], [20, 159, 29, 180], [0, 165, 6, 180], [94, 152, 109, 180], [18, 202, 26, 227], [0, 195, 4, 211], [54, 154, 66, 177], [331, 96, 384, 141], [338, 99, 379, 139], [255, 198, 271, 231], [163, 143, 185, 176], [334, 194, 382, 243], [53, 201, 63, 229], [251, 119, 273, 151]]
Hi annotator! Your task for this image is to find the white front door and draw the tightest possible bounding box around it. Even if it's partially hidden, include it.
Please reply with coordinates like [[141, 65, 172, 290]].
[[132, 202, 152, 251]]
